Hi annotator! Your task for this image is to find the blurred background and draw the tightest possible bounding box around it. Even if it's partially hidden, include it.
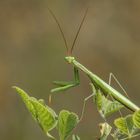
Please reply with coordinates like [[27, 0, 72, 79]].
[[0, 0, 140, 139]]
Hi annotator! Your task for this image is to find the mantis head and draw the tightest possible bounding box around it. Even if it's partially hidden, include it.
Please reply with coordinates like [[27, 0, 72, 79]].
[[65, 56, 75, 63]]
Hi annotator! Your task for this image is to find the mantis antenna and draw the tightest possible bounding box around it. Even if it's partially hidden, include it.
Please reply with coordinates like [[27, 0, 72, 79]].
[[47, 7, 69, 54], [70, 7, 89, 54], [47, 7, 89, 55]]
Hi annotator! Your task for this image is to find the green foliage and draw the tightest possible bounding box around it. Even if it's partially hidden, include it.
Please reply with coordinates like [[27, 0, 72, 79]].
[[13, 86, 58, 139], [13, 86, 80, 140], [114, 115, 132, 135], [58, 110, 79, 140], [72, 135, 80, 140], [29, 99, 57, 132], [94, 89, 124, 118], [113, 115, 139, 139], [133, 110, 140, 128], [14, 85, 140, 140], [13, 86, 37, 120], [99, 122, 112, 140], [13, 85, 140, 140]]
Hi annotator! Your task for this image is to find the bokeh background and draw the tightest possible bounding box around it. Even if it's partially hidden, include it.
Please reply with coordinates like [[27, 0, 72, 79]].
[[0, 0, 140, 139]]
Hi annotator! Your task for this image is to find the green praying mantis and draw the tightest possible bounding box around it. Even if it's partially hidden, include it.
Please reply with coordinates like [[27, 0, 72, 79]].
[[13, 7, 140, 140], [48, 7, 139, 115]]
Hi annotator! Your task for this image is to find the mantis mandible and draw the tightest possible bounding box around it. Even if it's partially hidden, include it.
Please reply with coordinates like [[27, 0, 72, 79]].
[[48, 7, 139, 113]]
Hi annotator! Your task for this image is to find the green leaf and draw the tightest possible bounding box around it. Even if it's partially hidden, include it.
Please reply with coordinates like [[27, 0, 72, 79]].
[[72, 134, 80, 140], [104, 101, 123, 117], [114, 115, 138, 139], [112, 129, 127, 140], [13, 86, 58, 139], [58, 110, 79, 140], [99, 122, 112, 140], [38, 99, 46, 106], [13, 86, 37, 120], [133, 110, 140, 128], [95, 90, 123, 118], [30, 98, 57, 132]]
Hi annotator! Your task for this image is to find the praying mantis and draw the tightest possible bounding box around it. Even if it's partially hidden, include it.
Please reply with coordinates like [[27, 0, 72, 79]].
[[48, 7, 139, 114], [13, 7, 140, 140]]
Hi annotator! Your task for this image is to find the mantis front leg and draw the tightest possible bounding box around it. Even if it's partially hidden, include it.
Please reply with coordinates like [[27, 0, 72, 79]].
[[51, 66, 80, 92]]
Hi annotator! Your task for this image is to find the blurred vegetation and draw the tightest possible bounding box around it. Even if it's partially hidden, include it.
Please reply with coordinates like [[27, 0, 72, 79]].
[[0, 0, 140, 140]]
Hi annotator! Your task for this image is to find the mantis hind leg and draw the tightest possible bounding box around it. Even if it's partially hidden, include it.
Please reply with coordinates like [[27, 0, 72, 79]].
[[108, 72, 129, 117], [108, 73, 129, 98]]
